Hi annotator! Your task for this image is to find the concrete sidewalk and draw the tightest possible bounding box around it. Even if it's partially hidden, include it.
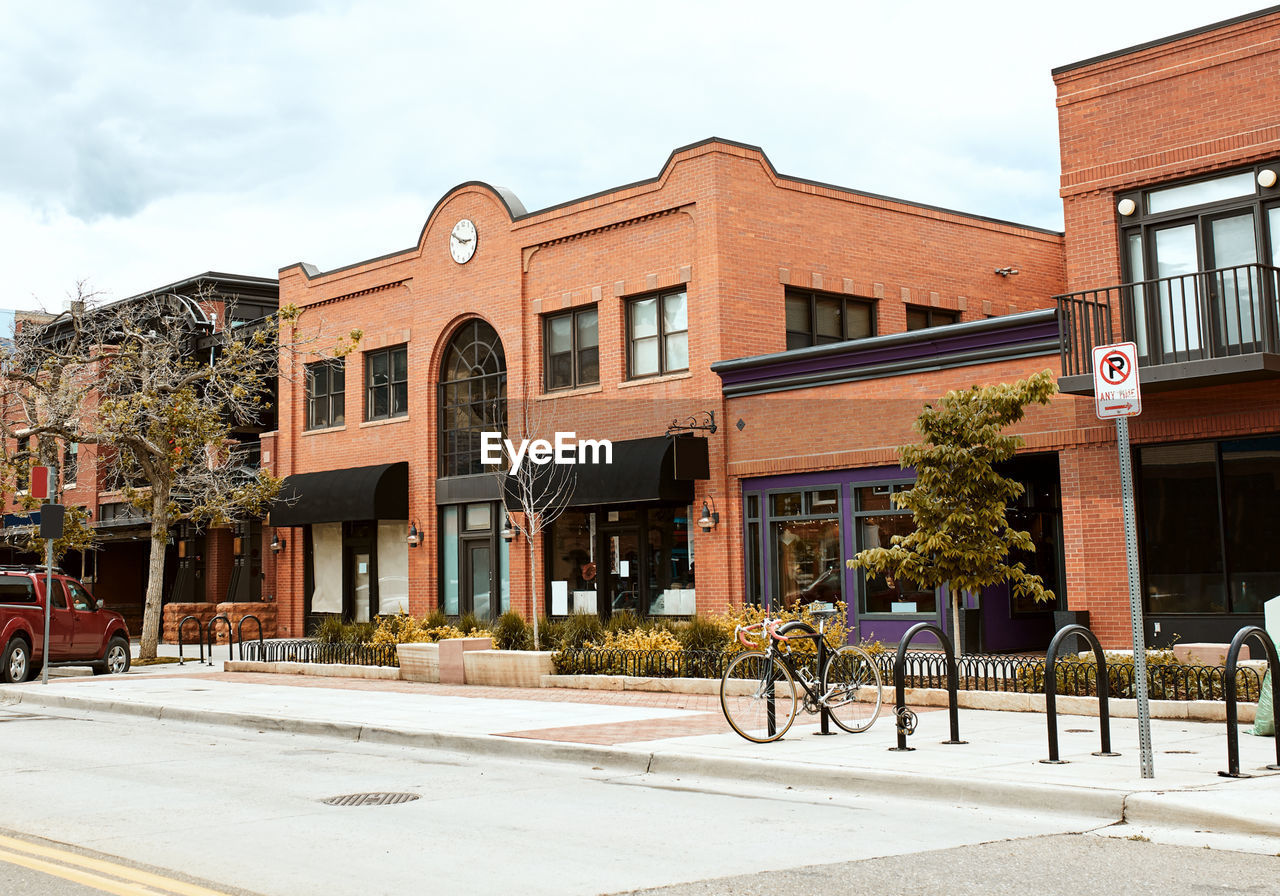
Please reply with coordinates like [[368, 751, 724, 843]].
[[4, 662, 1279, 847]]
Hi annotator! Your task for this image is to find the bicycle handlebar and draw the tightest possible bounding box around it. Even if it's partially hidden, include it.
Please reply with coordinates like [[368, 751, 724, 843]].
[[734, 619, 788, 648]]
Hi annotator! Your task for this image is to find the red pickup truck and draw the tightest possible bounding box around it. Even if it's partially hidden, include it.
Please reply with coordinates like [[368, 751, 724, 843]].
[[0, 567, 131, 683]]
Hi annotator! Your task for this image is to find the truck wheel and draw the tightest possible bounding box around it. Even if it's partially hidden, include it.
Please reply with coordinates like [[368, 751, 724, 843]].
[[2, 639, 31, 684], [93, 637, 131, 675]]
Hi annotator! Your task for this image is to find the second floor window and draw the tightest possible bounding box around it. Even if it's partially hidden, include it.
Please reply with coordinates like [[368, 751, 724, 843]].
[[306, 360, 345, 430], [785, 289, 875, 349], [545, 307, 599, 391], [628, 290, 688, 378], [906, 306, 960, 331], [63, 442, 78, 488], [365, 345, 408, 421]]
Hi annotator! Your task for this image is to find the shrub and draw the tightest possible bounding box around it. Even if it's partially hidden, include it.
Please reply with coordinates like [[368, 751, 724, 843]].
[[607, 610, 641, 635], [537, 617, 564, 651], [369, 612, 485, 647], [426, 609, 449, 628], [675, 615, 734, 652], [311, 616, 375, 645], [458, 612, 483, 636], [560, 612, 605, 649], [492, 612, 533, 651]]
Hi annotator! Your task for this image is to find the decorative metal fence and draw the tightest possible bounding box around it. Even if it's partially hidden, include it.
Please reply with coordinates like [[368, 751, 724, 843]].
[[555, 647, 1263, 702], [239, 639, 399, 667]]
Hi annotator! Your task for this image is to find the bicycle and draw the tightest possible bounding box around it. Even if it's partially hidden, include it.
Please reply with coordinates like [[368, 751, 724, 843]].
[[719, 605, 883, 743]]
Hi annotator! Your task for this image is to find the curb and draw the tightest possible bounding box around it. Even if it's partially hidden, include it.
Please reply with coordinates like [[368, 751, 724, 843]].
[[1, 687, 1128, 826]]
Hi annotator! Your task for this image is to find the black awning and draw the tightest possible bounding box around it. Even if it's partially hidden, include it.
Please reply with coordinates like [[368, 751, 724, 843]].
[[271, 462, 408, 526], [502, 436, 705, 510]]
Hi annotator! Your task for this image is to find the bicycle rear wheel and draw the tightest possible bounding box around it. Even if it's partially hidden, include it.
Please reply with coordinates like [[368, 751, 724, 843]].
[[720, 651, 798, 743], [821, 645, 883, 733]]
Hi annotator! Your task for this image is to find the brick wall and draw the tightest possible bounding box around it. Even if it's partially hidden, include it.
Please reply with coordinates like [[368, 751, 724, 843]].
[[272, 139, 1065, 634]]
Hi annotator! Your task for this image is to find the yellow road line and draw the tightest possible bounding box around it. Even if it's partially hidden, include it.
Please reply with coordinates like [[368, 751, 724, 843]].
[[0, 834, 235, 896]]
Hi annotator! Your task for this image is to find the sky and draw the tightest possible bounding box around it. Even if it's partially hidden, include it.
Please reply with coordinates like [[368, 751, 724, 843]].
[[0, 0, 1271, 314]]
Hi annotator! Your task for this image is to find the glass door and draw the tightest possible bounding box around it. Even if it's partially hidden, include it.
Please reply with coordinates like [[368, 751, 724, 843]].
[[1205, 211, 1261, 352], [601, 528, 641, 618], [1149, 221, 1202, 360], [463, 541, 493, 620]]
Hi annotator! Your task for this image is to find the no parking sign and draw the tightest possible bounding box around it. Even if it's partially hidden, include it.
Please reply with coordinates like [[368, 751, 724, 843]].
[[1092, 341, 1141, 420]]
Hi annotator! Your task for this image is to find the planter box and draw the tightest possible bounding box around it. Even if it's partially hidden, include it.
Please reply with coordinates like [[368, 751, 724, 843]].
[[464, 650, 555, 688], [438, 637, 492, 684], [396, 643, 440, 683]]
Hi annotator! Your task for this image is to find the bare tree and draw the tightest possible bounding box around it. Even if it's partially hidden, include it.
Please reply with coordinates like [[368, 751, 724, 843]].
[[490, 393, 576, 648], [0, 283, 341, 659]]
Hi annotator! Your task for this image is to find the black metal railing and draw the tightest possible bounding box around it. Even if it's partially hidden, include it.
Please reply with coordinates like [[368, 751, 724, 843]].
[[1056, 262, 1280, 378], [554, 646, 1264, 702], [238, 639, 400, 667]]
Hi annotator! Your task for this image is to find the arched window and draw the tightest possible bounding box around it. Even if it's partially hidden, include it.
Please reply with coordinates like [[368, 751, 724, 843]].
[[439, 319, 506, 477]]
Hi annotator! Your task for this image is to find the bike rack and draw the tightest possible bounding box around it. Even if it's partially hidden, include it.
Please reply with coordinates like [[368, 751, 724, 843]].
[[1041, 624, 1119, 763], [1219, 625, 1280, 778], [177, 615, 207, 666], [890, 622, 965, 751], [777, 619, 834, 736], [237, 614, 265, 662], [207, 614, 234, 665]]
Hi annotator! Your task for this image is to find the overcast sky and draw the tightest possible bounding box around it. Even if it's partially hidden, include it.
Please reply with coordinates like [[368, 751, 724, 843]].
[[0, 0, 1268, 312]]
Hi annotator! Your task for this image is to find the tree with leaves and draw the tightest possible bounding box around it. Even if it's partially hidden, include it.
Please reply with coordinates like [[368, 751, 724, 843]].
[[0, 284, 308, 659], [847, 369, 1059, 653]]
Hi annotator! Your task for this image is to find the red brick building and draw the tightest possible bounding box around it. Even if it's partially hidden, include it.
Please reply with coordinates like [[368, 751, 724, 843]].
[[266, 139, 1062, 639], [268, 8, 1280, 652]]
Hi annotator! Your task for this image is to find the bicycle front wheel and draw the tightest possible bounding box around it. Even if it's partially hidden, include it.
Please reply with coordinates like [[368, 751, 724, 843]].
[[821, 645, 883, 733], [720, 651, 798, 743]]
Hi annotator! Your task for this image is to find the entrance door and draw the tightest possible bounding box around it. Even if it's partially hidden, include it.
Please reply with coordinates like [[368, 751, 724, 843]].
[[347, 548, 373, 623], [601, 528, 642, 618], [462, 540, 493, 619]]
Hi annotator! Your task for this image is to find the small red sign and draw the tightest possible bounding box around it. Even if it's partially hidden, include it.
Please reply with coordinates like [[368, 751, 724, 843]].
[[30, 466, 49, 500]]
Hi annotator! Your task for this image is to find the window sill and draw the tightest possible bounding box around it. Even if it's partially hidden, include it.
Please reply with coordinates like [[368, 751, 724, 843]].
[[539, 383, 603, 400], [359, 415, 410, 429], [618, 371, 694, 389], [302, 424, 346, 436]]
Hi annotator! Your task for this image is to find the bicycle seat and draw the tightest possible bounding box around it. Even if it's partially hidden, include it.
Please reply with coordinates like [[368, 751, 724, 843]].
[[807, 601, 839, 619]]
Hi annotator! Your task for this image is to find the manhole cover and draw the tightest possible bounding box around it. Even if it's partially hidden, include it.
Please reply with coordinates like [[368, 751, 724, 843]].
[[322, 792, 420, 807]]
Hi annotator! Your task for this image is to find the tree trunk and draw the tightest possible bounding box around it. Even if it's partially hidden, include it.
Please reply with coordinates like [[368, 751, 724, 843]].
[[527, 536, 539, 650], [139, 484, 171, 660]]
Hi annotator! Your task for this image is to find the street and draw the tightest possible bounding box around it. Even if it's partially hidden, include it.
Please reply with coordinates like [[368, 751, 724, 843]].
[[0, 703, 1274, 896]]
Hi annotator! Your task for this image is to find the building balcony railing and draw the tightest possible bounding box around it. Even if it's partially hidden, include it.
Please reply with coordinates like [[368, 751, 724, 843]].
[[1056, 262, 1280, 394]]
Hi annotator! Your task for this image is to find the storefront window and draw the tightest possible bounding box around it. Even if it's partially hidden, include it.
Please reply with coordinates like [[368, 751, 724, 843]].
[[764, 487, 843, 610], [1138, 435, 1280, 616], [548, 510, 596, 615], [853, 485, 935, 615], [646, 506, 695, 616]]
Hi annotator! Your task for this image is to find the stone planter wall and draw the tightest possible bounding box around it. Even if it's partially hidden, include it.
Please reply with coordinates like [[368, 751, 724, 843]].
[[397, 643, 440, 683], [464, 651, 555, 688]]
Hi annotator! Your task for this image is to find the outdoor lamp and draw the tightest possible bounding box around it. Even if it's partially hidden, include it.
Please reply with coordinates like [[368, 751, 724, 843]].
[[1117, 198, 1137, 216], [269, 533, 285, 554], [1259, 169, 1278, 189], [501, 514, 516, 543], [407, 522, 421, 548], [698, 500, 719, 533]]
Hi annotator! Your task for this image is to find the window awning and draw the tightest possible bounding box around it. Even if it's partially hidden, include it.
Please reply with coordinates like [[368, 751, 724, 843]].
[[271, 462, 408, 526], [502, 436, 707, 510]]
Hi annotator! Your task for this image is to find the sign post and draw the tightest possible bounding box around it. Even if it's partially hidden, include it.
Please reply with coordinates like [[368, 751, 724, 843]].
[[1092, 342, 1153, 778], [38, 504, 65, 687]]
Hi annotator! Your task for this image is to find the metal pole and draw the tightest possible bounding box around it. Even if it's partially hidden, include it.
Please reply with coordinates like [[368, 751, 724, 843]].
[[1117, 416, 1154, 778], [41, 538, 52, 685]]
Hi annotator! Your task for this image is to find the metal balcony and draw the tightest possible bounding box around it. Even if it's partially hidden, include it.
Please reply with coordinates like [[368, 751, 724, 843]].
[[1056, 263, 1280, 394]]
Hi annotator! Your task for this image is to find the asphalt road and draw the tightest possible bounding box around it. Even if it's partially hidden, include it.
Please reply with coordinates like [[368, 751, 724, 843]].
[[0, 703, 1274, 896]]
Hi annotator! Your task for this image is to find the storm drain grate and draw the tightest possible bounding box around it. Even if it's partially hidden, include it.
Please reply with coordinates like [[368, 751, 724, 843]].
[[1065, 729, 1093, 733], [322, 792, 420, 807]]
